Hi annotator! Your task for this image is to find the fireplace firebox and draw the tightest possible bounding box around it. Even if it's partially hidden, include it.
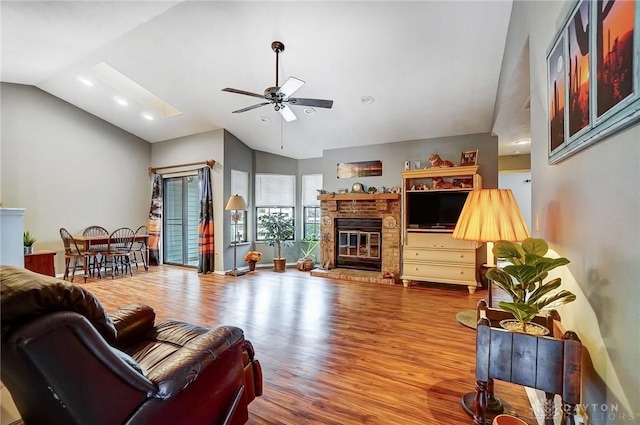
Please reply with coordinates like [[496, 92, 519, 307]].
[[335, 218, 382, 271]]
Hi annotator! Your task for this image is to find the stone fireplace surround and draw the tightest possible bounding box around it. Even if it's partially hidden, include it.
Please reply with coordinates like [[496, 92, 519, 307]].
[[314, 194, 401, 282]]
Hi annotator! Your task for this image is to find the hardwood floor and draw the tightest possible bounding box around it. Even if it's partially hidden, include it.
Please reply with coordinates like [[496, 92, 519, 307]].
[[81, 266, 537, 425]]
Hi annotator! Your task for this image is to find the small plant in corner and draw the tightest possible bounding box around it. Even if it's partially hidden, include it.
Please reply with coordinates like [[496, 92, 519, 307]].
[[23, 231, 36, 254], [297, 236, 320, 271], [486, 238, 576, 334]]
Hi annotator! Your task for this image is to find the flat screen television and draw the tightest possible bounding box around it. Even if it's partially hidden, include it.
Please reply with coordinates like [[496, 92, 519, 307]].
[[407, 191, 469, 230]]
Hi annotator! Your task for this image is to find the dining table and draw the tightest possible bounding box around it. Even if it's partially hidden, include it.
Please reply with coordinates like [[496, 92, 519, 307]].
[[72, 234, 149, 277]]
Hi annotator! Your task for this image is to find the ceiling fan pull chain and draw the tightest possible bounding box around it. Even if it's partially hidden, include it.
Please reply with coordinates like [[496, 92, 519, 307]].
[[280, 118, 284, 150]]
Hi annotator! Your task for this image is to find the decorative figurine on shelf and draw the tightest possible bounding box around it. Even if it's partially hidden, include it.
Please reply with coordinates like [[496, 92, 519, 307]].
[[428, 153, 455, 168], [316, 189, 328, 195], [432, 177, 454, 189], [389, 186, 402, 194]]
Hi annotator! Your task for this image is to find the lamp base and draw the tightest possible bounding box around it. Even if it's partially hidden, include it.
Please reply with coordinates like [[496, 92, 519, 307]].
[[225, 269, 247, 277], [461, 391, 516, 422]]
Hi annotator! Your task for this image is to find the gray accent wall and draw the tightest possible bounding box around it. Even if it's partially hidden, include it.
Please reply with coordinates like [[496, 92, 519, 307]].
[[223, 130, 253, 271], [321, 133, 498, 192], [499, 2, 639, 420], [0, 82, 151, 274]]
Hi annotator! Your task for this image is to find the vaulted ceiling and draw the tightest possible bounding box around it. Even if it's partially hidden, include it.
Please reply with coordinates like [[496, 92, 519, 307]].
[[2, 1, 530, 159]]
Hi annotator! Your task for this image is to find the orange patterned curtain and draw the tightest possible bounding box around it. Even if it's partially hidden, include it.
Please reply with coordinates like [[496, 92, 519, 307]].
[[198, 167, 215, 273], [147, 174, 163, 266]]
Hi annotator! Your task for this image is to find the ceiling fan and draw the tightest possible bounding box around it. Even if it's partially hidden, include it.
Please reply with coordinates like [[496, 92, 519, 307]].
[[222, 41, 333, 122]]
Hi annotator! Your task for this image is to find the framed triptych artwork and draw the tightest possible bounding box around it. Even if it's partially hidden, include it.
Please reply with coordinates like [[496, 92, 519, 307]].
[[547, 0, 640, 164]]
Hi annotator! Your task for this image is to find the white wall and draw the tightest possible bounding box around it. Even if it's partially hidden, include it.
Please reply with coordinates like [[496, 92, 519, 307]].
[[498, 2, 639, 421], [1, 83, 151, 273], [498, 172, 532, 232], [151, 130, 225, 271]]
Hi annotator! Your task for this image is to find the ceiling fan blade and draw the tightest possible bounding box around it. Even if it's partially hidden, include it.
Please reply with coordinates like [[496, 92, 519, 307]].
[[222, 88, 266, 99], [279, 105, 297, 122], [278, 77, 305, 98], [288, 97, 334, 109], [232, 102, 270, 113]]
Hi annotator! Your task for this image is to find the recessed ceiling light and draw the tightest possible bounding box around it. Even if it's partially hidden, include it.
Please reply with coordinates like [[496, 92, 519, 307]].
[[78, 76, 93, 86], [142, 113, 154, 121], [259, 116, 271, 123], [115, 97, 128, 106], [303, 108, 315, 115], [515, 139, 530, 145], [360, 96, 374, 104]]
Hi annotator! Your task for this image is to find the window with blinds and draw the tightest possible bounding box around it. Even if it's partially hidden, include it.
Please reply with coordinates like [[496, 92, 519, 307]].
[[302, 174, 322, 240], [255, 174, 295, 241], [230, 170, 249, 243]]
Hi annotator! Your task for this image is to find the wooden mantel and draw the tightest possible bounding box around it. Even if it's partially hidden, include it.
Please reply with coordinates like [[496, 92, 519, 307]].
[[317, 193, 400, 201]]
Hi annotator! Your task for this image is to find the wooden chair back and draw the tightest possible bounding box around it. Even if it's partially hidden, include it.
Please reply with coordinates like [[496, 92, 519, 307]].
[[473, 302, 582, 425]]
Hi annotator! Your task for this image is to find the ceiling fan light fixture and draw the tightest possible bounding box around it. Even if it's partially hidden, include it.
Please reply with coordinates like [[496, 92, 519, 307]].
[[360, 96, 374, 104]]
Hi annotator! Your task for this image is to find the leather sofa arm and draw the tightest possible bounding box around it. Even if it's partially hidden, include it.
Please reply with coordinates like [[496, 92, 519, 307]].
[[146, 325, 245, 399], [110, 304, 156, 350]]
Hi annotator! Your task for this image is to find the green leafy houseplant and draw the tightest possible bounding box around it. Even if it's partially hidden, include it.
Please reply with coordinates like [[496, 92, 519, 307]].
[[300, 237, 320, 260], [257, 213, 294, 270], [297, 237, 320, 271], [23, 231, 36, 247], [486, 238, 576, 334]]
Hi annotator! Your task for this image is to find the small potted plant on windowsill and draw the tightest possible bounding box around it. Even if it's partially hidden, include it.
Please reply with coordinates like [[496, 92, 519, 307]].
[[486, 238, 576, 335], [297, 237, 320, 272], [258, 213, 294, 272], [23, 231, 36, 254]]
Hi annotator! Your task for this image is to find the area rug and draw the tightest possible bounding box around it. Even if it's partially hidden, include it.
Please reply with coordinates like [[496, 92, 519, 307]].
[[455, 309, 477, 330]]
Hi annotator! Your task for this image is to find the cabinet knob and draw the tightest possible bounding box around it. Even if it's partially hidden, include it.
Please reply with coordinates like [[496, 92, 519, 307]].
[[459, 254, 465, 258], [415, 267, 419, 271], [459, 271, 464, 274], [415, 252, 419, 256]]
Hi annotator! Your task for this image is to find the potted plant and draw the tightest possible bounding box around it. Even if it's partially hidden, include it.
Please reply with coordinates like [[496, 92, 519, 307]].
[[23, 231, 36, 254], [243, 251, 262, 272], [257, 213, 294, 272], [486, 238, 576, 335], [296, 237, 320, 271]]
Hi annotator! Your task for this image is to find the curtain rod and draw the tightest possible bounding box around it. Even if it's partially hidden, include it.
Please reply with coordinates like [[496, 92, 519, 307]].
[[149, 159, 215, 174]]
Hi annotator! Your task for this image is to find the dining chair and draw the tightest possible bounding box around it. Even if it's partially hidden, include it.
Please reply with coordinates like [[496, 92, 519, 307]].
[[101, 227, 135, 279], [59, 227, 97, 283], [82, 225, 108, 276], [131, 225, 149, 272]]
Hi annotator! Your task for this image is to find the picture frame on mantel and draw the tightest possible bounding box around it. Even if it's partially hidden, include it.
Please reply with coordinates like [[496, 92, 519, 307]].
[[547, 0, 640, 165]]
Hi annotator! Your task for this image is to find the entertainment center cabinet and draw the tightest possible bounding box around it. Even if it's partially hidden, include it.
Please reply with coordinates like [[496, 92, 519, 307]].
[[401, 165, 482, 293]]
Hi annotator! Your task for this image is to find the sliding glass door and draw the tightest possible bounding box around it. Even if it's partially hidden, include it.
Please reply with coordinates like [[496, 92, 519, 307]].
[[163, 175, 199, 267]]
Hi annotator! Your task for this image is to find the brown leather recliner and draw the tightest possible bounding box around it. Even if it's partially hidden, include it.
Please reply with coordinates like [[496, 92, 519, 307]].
[[0, 266, 263, 425]]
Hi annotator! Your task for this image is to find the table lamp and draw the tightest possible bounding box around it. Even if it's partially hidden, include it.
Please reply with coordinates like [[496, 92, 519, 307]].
[[452, 188, 530, 419], [225, 194, 247, 276]]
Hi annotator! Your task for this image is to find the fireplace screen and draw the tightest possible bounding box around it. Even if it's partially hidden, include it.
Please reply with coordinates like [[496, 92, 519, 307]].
[[338, 231, 380, 259], [334, 218, 382, 271]]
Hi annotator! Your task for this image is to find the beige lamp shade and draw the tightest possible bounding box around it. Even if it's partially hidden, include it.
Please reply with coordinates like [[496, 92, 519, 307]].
[[225, 194, 246, 211], [452, 189, 530, 242]]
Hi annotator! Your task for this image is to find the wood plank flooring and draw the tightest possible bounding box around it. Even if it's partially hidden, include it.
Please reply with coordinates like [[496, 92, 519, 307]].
[[80, 266, 537, 425]]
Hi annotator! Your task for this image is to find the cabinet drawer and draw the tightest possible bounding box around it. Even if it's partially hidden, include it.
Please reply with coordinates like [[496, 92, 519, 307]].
[[404, 247, 475, 264], [403, 261, 477, 284], [406, 232, 476, 250]]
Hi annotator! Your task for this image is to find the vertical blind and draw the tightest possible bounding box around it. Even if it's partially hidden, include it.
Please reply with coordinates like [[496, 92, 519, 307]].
[[255, 174, 296, 206]]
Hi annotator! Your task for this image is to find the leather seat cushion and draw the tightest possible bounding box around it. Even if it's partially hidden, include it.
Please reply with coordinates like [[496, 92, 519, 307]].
[[126, 320, 213, 374], [0, 266, 116, 342]]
